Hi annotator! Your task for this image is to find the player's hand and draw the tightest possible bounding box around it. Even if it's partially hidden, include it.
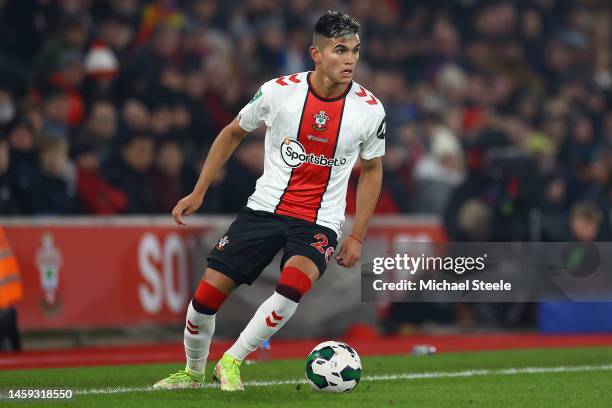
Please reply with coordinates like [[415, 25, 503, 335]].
[[172, 193, 203, 226], [335, 235, 361, 268]]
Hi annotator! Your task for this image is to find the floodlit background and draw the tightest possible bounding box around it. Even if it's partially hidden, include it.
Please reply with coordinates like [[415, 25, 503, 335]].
[[1, 0, 612, 352]]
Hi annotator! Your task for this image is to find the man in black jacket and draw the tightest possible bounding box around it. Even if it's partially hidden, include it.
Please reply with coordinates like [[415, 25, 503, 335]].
[[103, 133, 155, 214]]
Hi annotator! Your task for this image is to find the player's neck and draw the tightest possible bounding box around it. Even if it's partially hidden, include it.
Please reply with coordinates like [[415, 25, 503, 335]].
[[309, 70, 350, 99]]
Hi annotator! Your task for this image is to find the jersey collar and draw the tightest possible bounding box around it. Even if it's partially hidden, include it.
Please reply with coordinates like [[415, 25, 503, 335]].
[[307, 72, 353, 102]]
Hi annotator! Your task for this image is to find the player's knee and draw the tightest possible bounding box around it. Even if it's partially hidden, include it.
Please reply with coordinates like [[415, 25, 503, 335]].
[[275, 266, 313, 302], [192, 281, 228, 315]]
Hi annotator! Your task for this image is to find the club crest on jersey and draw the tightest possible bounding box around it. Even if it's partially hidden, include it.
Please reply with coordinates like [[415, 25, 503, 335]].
[[216, 236, 229, 251], [312, 110, 331, 131]]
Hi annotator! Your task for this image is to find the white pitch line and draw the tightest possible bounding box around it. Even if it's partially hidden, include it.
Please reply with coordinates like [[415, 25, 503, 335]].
[[75, 363, 612, 396], [0, 353, 181, 367]]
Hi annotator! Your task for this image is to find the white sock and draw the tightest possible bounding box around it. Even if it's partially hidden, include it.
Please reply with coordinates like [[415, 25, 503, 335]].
[[226, 292, 298, 361], [184, 301, 215, 374]]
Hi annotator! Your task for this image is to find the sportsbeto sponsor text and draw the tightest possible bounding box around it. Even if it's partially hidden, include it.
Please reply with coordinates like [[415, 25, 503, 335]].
[[284, 145, 347, 167]]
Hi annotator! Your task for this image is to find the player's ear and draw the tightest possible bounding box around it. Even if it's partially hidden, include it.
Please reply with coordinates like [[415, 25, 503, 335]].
[[309, 44, 321, 64]]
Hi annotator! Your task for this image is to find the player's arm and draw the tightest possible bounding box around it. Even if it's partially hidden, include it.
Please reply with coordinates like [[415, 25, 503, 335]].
[[172, 118, 247, 225], [335, 156, 383, 267]]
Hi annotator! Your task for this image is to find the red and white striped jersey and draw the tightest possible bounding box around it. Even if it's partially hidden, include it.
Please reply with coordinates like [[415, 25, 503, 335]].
[[237, 71, 386, 237]]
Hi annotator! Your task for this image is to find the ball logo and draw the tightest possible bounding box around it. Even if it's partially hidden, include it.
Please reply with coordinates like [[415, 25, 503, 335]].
[[281, 138, 306, 167], [280, 137, 347, 168]]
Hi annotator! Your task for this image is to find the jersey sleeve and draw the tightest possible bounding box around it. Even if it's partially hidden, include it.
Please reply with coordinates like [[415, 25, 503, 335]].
[[237, 81, 272, 132], [360, 106, 386, 160]]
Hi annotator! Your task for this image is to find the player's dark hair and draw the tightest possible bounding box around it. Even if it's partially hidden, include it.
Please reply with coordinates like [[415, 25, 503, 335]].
[[314, 10, 360, 40]]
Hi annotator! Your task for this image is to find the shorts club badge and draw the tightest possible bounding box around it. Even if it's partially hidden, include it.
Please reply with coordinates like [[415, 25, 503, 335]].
[[216, 236, 229, 251]]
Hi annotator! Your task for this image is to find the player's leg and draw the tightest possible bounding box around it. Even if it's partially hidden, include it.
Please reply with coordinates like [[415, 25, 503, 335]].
[[184, 268, 236, 373], [153, 268, 236, 389], [216, 256, 318, 391], [218, 223, 336, 391], [225, 255, 318, 360], [154, 207, 285, 389], [190, 206, 285, 375]]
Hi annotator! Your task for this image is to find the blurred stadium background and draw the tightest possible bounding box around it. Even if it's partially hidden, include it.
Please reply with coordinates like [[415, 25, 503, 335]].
[[1, 0, 612, 362]]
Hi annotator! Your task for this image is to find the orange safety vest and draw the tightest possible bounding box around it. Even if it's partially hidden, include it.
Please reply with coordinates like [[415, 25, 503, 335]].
[[0, 227, 22, 308]]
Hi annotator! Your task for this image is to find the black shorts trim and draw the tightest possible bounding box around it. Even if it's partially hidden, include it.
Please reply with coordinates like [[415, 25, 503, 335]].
[[206, 258, 248, 286], [280, 246, 330, 278]]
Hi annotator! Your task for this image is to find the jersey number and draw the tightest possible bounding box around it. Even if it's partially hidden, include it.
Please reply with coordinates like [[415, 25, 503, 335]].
[[311, 234, 335, 265], [310, 234, 329, 254]]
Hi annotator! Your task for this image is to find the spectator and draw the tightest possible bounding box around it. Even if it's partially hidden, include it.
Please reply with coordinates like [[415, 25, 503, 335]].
[[76, 100, 118, 161], [148, 100, 175, 140], [35, 136, 77, 214], [0, 136, 22, 214], [0, 0, 60, 67], [413, 126, 465, 214], [118, 99, 150, 141], [149, 138, 196, 213], [73, 142, 127, 215], [182, 66, 215, 149], [31, 15, 88, 87], [44, 50, 86, 127], [40, 91, 70, 139], [220, 139, 264, 213], [115, 23, 181, 102], [82, 41, 119, 103], [103, 133, 155, 214], [0, 88, 17, 130], [95, 12, 135, 60], [568, 201, 609, 242], [539, 175, 571, 242], [7, 119, 40, 214]]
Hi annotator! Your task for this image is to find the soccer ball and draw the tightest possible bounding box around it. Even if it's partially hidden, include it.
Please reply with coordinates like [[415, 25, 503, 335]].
[[305, 341, 362, 392]]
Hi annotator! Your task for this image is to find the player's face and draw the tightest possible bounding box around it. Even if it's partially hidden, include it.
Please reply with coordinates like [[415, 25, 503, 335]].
[[318, 36, 360, 85]]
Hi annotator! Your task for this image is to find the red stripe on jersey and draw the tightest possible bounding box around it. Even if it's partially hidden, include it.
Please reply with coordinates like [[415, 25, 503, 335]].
[[275, 88, 346, 222]]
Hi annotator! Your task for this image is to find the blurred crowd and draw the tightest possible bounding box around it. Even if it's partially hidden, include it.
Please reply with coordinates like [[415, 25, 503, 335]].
[[0, 0, 611, 241]]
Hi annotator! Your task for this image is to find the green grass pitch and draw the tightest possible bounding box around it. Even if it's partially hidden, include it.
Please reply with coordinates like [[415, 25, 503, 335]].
[[1, 347, 612, 407]]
